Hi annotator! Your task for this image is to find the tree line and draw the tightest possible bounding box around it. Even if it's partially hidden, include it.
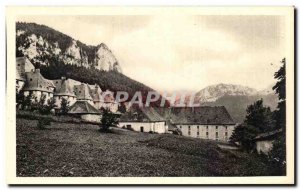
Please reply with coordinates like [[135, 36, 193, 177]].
[[16, 92, 70, 115], [230, 58, 286, 175]]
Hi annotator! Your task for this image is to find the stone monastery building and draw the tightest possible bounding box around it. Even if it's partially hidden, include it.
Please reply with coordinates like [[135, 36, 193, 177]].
[[16, 56, 119, 115]]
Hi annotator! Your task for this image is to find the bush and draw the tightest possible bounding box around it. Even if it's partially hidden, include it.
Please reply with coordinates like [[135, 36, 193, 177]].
[[100, 109, 119, 132], [60, 98, 70, 115]]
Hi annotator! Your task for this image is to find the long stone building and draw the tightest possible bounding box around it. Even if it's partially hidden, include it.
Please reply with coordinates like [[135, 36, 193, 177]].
[[118, 106, 236, 141], [156, 106, 236, 141]]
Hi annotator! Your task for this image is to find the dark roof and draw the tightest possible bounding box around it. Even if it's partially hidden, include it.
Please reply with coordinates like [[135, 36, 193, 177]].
[[120, 107, 165, 122], [155, 106, 235, 125], [254, 129, 283, 141], [68, 101, 100, 114], [16, 57, 35, 81], [53, 78, 76, 97], [23, 69, 55, 92]]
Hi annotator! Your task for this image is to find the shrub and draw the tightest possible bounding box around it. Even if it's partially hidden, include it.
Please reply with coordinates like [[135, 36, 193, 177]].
[[100, 109, 119, 132], [60, 98, 70, 115]]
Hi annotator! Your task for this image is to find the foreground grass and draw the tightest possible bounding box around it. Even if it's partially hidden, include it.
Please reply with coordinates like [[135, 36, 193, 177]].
[[17, 118, 272, 177]]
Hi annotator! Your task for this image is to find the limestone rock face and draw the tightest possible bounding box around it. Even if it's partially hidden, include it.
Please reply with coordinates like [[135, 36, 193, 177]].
[[94, 43, 121, 72], [65, 40, 81, 60], [16, 23, 122, 72]]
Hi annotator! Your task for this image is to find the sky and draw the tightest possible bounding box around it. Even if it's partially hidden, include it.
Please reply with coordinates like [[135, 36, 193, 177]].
[[17, 15, 287, 92]]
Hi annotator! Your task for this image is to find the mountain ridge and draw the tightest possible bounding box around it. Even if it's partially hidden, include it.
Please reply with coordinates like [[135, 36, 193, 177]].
[[16, 22, 121, 72], [195, 83, 274, 102], [16, 22, 166, 107]]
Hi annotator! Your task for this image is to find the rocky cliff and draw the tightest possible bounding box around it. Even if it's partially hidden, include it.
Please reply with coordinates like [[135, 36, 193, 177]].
[[16, 22, 122, 72]]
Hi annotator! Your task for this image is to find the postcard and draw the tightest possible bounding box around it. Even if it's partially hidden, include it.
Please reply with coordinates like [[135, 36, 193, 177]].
[[6, 6, 295, 185]]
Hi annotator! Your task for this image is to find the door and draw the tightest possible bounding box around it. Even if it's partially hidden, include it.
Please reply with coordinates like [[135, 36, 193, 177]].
[[140, 126, 144, 132]]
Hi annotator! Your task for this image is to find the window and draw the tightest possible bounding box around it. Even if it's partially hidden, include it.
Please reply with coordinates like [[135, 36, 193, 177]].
[[197, 132, 200, 137], [30, 78, 32, 81], [225, 132, 228, 140], [216, 126, 218, 130], [197, 126, 199, 129], [206, 132, 209, 138], [188, 131, 191, 136], [188, 126, 191, 130], [225, 126, 228, 130], [180, 126, 182, 129], [140, 126, 144, 132], [126, 125, 132, 130], [206, 126, 208, 130], [216, 132, 219, 140], [17, 64, 20, 66]]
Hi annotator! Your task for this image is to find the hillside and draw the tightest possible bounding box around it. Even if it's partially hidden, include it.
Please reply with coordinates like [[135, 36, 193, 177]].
[[196, 84, 278, 123], [16, 22, 121, 72], [202, 94, 278, 123], [17, 117, 276, 177], [38, 57, 156, 103], [195, 83, 259, 102]]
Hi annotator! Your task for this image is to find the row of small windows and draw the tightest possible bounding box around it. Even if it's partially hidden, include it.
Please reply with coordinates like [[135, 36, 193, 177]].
[[186, 130, 229, 140], [182, 125, 228, 130]]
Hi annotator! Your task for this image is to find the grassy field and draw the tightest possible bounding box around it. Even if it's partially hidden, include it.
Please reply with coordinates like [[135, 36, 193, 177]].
[[17, 118, 273, 177]]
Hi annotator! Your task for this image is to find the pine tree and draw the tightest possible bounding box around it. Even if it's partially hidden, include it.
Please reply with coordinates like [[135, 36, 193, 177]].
[[268, 58, 286, 175], [244, 99, 275, 133], [230, 99, 275, 151], [272, 58, 286, 131], [60, 98, 70, 115], [100, 108, 119, 132]]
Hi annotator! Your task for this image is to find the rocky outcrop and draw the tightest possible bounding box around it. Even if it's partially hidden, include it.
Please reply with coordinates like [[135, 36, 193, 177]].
[[16, 22, 122, 72]]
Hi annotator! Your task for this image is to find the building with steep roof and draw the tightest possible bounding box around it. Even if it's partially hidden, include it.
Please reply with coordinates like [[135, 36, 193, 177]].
[[155, 106, 236, 141], [98, 89, 119, 113], [16, 57, 35, 92], [118, 107, 168, 134], [89, 87, 119, 112], [68, 100, 101, 123], [52, 77, 77, 108], [90, 84, 103, 109], [23, 69, 55, 102], [73, 83, 94, 105]]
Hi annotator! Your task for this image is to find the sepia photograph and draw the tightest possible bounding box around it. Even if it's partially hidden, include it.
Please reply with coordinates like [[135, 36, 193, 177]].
[[6, 6, 295, 185]]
